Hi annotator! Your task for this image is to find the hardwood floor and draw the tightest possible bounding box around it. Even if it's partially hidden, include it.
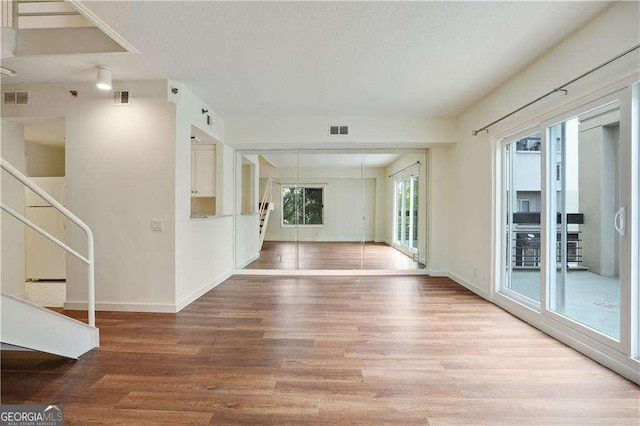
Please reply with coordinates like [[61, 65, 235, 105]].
[[246, 241, 421, 269], [2, 276, 638, 424]]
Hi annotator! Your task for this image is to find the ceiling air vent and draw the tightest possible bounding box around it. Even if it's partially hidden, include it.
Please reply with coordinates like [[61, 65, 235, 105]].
[[3, 91, 30, 106], [329, 125, 348, 135], [112, 90, 131, 106]]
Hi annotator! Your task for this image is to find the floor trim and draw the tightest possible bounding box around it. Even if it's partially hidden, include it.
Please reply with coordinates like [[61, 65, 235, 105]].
[[235, 253, 260, 270], [447, 272, 491, 299], [175, 271, 233, 312], [64, 301, 177, 313]]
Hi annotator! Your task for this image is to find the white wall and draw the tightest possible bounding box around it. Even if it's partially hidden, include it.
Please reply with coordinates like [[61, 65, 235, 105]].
[[451, 1, 640, 294], [2, 81, 178, 311], [1, 119, 26, 298], [25, 141, 65, 177], [234, 153, 260, 267], [235, 214, 260, 268], [426, 145, 452, 274], [225, 116, 457, 149], [171, 81, 235, 310]]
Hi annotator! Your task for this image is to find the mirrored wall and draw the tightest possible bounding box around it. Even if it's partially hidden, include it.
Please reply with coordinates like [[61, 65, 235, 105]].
[[233, 149, 428, 270]]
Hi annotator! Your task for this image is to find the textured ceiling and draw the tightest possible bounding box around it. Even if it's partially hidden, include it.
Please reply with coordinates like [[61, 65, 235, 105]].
[[3, 1, 612, 118]]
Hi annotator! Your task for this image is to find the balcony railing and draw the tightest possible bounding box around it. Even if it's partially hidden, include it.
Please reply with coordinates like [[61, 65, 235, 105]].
[[510, 232, 582, 268], [508, 212, 584, 270]]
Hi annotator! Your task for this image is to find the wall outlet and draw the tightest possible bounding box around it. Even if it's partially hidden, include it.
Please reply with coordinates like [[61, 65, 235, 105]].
[[151, 219, 164, 231]]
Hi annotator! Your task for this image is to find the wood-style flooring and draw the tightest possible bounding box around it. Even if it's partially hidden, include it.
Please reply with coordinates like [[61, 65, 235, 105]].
[[2, 275, 639, 424], [246, 241, 421, 269]]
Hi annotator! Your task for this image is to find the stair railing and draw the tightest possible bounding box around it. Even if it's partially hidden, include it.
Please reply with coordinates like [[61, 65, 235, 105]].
[[259, 177, 274, 219], [0, 157, 95, 327]]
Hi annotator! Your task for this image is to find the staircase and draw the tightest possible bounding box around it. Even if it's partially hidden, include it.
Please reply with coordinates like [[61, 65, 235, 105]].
[[1, 293, 98, 358], [258, 178, 274, 251], [1, 157, 98, 358], [1, 0, 127, 65]]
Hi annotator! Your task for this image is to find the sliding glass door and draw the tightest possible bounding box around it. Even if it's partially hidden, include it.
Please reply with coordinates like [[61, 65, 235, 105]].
[[548, 100, 625, 341], [394, 173, 418, 256], [499, 87, 637, 355]]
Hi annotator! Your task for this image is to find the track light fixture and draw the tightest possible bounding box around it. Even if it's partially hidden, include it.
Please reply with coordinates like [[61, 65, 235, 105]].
[[96, 66, 112, 90]]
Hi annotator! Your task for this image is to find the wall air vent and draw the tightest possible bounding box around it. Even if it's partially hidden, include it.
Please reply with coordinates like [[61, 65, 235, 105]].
[[329, 125, 348, 135], [112, 90, 131, 106], [3, 91, 30, 106]]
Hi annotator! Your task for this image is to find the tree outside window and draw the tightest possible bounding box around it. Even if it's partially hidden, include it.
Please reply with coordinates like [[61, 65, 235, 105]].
[[282, 187, 323, 226]]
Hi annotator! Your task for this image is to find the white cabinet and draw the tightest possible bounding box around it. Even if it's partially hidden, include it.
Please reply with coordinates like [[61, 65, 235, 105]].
[[191, 145, 215, 197]]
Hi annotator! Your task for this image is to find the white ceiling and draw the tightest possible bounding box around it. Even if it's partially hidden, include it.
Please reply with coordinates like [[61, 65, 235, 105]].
[[261, 152, 401, 169], [2, 1, 612, 118]]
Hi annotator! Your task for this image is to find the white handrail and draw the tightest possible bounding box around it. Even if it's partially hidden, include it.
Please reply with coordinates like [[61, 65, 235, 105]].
[[0, 157, 95, 327], [259, 178, 274, 215], [1, 204, 90, 264]]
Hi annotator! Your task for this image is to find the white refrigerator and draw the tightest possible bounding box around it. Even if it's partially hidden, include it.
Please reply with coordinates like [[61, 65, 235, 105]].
[[25, 177, 66, 281]]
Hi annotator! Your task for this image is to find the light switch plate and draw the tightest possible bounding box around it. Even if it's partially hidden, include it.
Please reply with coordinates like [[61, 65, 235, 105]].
[[151, 219, 164, 231]]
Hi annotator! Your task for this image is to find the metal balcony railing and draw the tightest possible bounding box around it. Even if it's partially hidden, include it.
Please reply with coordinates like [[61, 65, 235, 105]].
[[509, 231, 582, 269]]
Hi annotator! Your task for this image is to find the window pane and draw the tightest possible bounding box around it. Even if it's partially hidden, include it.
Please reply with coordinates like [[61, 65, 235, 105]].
[[396, 181, 402, 243], [411, 175, 418, 250], [303, 188, 323, 225], [282, 187, 302, 225], [402, 177, 410, 246], [503, 132, 542, 303], [550, 101, 621, 340]]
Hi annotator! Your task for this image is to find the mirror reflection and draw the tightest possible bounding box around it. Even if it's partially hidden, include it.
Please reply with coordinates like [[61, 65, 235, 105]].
[[235, 149, 427, 270]]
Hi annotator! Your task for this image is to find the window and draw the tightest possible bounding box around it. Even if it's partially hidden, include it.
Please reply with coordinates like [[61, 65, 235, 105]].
[[518, 199, 530, 212], [282, 187, 323, 226]]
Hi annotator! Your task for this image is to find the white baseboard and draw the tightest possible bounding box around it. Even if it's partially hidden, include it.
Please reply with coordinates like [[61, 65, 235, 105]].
[[235, 253, 260, 270], [64, 270, 234, 314], [175, 270, 233, 312], [64, 301, 177, 313], [447, 272, 491, 300], [15, 291, 28, 300], [426, 269, 448, 277]]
